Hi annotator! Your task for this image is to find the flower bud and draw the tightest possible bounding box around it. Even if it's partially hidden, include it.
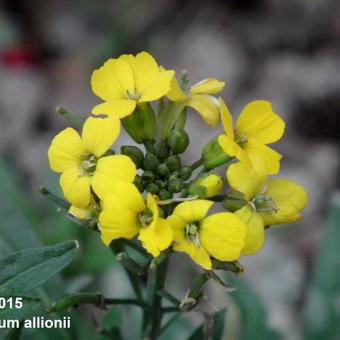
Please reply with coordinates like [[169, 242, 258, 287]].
[[154, 141, 170, 159], [179, 166, 192, 180], [143, 152, 159, 171], [189, 173, 223, 198], [122, 103, 156, 144], [146, 183, 160, 194], [121, 145, 144, 169], [166, 155, 181, 171], [223, 191, 247, 212], [141, 171, 154, 182], [168, 128, 189, 154], [157, 163, 170, 176], [168, 178, 185, 193], [134, 175, 145, 193], [155, 179, 167, 188], [159, 189, 173, 200], [202, 136, 232, 169]]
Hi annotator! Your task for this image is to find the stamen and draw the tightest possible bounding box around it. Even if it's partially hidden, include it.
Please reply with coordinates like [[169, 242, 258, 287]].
[[138, 208, 153, 227], [185, 222, 201, 248]]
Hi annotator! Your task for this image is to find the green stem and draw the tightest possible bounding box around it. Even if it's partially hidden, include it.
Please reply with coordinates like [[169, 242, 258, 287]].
[[190, 158, 204, 171], [56, 106, 83, 129], [143, 254, 168, 339], [211, 259, 244, 275], [157, 289, 180, 307], [116, 252, 146, 276], [162, 306, 180, 313], [39, 186, 69, 211], [110, 241, 144, 302], [48, 293, 144, 313], [159, 313, 181, 335]]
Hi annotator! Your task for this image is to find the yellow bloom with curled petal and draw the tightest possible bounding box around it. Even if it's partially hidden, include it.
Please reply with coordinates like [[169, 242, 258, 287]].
[[167, 77, 225, 127], [218, 98, 285, 174], [167, 200, 246, 269], [226, 158, 308, 255], [99, 182, 173, 257], [91, 52, 175, 119], [48, 116, 136, 208]]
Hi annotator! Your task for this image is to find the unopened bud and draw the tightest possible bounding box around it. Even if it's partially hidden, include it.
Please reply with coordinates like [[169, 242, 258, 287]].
[[223, 191, 247, 212], [159, 189, 173, 200], [146, 183, 160, 195], [179, 166, 192, 180], [189, 173, 223, 198], [143, 152, 159, 171], [168, 128, 189, 154], [168, 178, 185, 193], [157, 163, 170, 176], [154, 141, 170, 159], [166, 155, 181, 171]]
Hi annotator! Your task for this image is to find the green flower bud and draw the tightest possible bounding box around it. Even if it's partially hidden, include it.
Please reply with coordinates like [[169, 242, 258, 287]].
[[122, 103, 156, 144], [154, 141, 170, 159], [143, 152, 159, 171], [141, 171, 154, 182], [159, 189, 173, 200], [179, 166, 192, 180], [223, 191, 247, 212], [146, 183, 160, 194], [166, 155, 181, 171], [168, 178, 185, 193], [202, 136, 232, 170], [168, 128, 189, 154], [157, 163, 170, 176], [134, 175, 144, 193], [189, 173, 223, 198], [121, 145, 144, 169]]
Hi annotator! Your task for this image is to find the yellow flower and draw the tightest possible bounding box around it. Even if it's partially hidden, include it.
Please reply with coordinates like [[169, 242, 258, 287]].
[[69, 197, 99, 221], [167, 77, 225, 127], [167, 200, 246, 269], [226, 158, 308, 255], [91, 51, 175, 119], [218, 98, 285, 174], [99, 182, 173, 257], [48, 116, 136, 208]]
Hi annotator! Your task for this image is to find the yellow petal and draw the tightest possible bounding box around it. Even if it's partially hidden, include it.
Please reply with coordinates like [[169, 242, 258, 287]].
[[242, 138, 282, 175], [138, 218, 173, 257], [82, 116, 120, 157], [48, 128, 85, 173], [60, 167, 91, 208], [99, 193, 140, 245], [226, 158, 268, 200], [172, 200, 214, 223], [146, 194, 159, 220], [235, 206, 265, 255], [167, 76, 188, 102], [218, 134, 249, 165], [260, 179, 308, 226], [69, 205, 92, 221], [91, 100, 136, 119], [139, 70, 175, 102], [188, 94, 220, 127], [91, 58, 134, 101], [219, 97, 234, 139], [190, 78, 225, 95], [91, 155, 136, 200], [236, 101, 285, 144], [200, 212, 246, 262]]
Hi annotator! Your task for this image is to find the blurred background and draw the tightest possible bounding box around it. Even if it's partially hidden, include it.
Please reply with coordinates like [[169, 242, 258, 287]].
[[0, 0, 339, 339]]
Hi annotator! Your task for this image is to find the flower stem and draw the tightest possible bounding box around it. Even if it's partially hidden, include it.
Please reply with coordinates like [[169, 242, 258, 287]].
[[56, 106, 83, 129], [190, 158, 204, 171]]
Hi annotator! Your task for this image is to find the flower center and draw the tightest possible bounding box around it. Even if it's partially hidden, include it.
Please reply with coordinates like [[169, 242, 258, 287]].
[[127, 88, 140, 101], [234, 130, 248, 146], [138, 208, 154, 228], [185, 222, 201, 248], [80, 154, 97, 175], [253, 194, 279, 213]]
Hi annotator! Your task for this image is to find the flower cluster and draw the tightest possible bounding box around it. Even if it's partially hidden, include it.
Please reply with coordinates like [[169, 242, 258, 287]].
[[48, 51, 308, 270]]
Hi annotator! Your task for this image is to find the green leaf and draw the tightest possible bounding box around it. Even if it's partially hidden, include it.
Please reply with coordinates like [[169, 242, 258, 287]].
[[228, 276, 281, 340], [0, 160, 40, 257], [303, 195, 340, 340], [0, 241, 79, 295], [188, 308, 227, 340]]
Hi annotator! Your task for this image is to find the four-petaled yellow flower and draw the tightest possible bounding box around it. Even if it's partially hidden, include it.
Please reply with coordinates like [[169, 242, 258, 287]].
[[218, 98, 285, 174], [91, 52, 175, 119], [227, 158, 308, 255], [48, 116, 136, 209], [167, 77, 225, 127], [167, 200, 246, 269], [99, 182, 173, 257]]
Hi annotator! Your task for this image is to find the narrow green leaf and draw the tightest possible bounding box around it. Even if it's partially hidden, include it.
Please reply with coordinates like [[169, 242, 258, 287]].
[[0, 241, 79, 295], [188, 308, 227, 340], [303, 194, 340, 340]]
